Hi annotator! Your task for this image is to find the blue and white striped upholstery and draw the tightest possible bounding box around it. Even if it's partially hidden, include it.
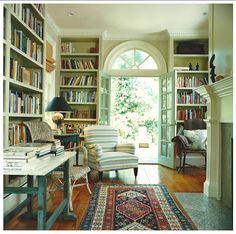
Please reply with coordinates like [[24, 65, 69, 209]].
[[84, 125, 138, 172]]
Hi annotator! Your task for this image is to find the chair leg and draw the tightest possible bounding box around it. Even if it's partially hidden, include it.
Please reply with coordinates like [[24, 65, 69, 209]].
[[134, 168, 138, 177], [85, 174, 91, 194], [183, 152, 186, 172], [178, 154, 182, 173], [69, 180, 73, 211], [98, 171, 103, 180]]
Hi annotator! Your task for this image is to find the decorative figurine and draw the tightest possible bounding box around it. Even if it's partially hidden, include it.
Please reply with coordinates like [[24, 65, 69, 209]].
[[189, 63, 193, 70], [209, 54, 216, 83], [196, 63, 199, 71]]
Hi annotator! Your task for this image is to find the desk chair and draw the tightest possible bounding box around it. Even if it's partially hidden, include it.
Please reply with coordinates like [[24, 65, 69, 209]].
[[172, 119, 207, 172], [23, 121, 91, 210]]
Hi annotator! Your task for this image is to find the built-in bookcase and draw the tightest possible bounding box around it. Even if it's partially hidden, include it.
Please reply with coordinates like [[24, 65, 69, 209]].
[[3, 3, 45, 189], [59, 36, 101, 132], [172, 38, 209, 133]]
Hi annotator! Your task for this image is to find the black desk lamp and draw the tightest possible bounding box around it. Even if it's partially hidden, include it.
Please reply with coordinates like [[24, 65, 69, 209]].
[[46, 96, 72, 133]]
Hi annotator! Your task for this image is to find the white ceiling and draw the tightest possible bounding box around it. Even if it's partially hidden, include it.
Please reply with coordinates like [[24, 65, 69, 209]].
[[46, 3, 209, 37]]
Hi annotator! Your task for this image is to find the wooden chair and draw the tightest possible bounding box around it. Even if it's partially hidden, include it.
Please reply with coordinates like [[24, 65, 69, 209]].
[[23, 121, 91, 211], [172, 119, 207, 172]]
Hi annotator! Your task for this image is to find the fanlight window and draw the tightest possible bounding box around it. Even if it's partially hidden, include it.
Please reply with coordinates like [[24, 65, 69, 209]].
[[112, 49, 158, 70]]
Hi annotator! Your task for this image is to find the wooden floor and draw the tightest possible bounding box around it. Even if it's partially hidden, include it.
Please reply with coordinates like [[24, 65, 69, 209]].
[[4, 164, 206, 230]]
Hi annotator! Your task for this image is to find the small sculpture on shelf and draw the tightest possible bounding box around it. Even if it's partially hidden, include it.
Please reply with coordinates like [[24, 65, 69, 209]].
[[196, 63, 199, 71], [189, 63, 193, 71], [209, 54, 216, 83]]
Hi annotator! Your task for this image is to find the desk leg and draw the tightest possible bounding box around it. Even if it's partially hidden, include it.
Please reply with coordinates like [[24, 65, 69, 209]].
[[62, 159, 77, 220], [37, 176, 47, 230], [27, 175, 34, 215]]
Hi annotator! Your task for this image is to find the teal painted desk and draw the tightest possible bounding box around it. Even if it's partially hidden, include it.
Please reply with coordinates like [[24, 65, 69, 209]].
[[4, 152, 77, 230]]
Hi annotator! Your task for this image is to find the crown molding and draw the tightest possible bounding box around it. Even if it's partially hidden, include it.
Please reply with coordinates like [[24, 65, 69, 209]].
[[168, 30, 208, 39]]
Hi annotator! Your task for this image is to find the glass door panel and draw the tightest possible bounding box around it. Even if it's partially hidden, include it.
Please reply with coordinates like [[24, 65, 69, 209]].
[[158, 71, 175, 168]]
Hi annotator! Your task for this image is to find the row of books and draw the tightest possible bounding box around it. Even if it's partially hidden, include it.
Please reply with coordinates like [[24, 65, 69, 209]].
[[9, 90, 40, 114], [176, 91, 207, 104], [65, 109, 96, 119], [10, 58, 42, 89], [61, 75, 97, 86], [61, 59, 97, 70], [8, 123, 31, 146], [177, 108, 207, 120], [60, 91, 96, 103], [22, 5, 44, 39], [11, 27, 43, 64], [61, 42, 73, 53], [3, 141, 64, 172], [176, 76, 208, 88]]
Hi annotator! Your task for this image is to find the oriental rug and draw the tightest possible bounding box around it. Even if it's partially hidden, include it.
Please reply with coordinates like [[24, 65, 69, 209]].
[[80, 184, 196, 230]]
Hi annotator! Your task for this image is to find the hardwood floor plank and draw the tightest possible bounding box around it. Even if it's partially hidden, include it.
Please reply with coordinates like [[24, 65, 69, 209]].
[[4, 164, 206, 230]]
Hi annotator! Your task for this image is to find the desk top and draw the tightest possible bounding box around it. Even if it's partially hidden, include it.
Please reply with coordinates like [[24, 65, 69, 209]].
[[3, 152, 76, 176]]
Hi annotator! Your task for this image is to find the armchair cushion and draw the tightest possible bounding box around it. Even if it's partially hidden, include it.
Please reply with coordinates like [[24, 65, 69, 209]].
[[96, 152, 138, 171], [184, 129, 207, 150], [115, 143, 135, 155]]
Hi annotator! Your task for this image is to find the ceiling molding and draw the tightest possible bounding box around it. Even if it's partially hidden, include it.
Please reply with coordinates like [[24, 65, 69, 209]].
[[59, 28, 105, 37], [103, 30, 170, 41], [168, 31, 208, 39]]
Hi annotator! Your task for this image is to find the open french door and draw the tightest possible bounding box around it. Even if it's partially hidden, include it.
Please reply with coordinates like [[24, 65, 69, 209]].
[[99, 72, 111, 125], [158, 71, 175, 168]]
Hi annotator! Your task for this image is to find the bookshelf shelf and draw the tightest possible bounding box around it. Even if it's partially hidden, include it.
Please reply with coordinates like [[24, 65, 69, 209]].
[[64, 118, 97, 122], [175, 70, 208, 74], [67, 102, 97, 105], [176, 104, 207, 107], [9, 79, 43, 93], [31, 4, 45, 20], [174, 54, 208, 58], [8, 113, 43, 118], [60, 85, 97, 89], [59, 36, 101, 133], [10, 45, 44, 68], [61, 53, 99, 57], [60, 69, 98, 72]]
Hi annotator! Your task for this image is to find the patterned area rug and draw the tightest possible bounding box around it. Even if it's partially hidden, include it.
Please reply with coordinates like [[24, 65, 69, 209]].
[[80, 184, 196, 230]]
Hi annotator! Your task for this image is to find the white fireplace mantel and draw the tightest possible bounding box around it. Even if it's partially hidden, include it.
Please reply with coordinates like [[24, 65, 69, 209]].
[[194, 76, 233, 200]]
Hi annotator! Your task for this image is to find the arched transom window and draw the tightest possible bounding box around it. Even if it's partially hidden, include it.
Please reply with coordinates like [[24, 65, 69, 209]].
[[112, 49, 158, 70], [104, 41, 167, 76]]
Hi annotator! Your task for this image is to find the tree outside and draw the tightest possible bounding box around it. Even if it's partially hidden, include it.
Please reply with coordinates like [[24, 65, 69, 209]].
[[111, 77, 159, 145]]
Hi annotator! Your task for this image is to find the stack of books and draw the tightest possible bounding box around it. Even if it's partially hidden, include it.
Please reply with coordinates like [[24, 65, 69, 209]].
[[3, 148, 37, 172], [14, 142, 52, 159]]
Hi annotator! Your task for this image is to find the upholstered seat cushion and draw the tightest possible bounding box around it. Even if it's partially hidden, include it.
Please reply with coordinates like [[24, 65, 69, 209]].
[[93, 152, 138, 171]]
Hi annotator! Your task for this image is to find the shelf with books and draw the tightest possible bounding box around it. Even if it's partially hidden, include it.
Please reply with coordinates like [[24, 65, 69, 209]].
[[172, 37, 209, 135], [59, 36, 101, 126], [3, 3, 45, 150]]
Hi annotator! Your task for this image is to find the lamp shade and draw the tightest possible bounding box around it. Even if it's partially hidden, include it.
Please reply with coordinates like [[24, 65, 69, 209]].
[[45, 97, 72, 112]]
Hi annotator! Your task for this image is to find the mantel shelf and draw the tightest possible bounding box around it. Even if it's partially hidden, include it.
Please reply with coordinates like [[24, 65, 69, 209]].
[[194, 76, 233, 99]]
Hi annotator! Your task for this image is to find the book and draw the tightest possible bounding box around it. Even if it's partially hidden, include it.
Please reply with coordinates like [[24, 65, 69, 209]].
[[4, 148, 36, 158]]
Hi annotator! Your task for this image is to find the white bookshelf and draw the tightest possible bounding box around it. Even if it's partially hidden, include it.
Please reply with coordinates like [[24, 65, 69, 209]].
[[59, 36, 102, 132]]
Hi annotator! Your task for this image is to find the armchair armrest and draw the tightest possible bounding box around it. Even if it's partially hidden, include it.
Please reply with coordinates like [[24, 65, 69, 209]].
[[86, 144, 103, 159], [116, 143, 136, 155]]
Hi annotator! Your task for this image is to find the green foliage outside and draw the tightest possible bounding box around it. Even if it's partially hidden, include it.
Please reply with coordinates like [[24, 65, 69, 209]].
[[111, 77, 159, 143]]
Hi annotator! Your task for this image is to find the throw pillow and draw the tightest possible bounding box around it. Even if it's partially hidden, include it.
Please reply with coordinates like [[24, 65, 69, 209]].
[[184, 129, 207, 150]]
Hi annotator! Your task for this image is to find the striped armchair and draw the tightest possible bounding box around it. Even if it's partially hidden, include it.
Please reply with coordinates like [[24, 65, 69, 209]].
[[84, 125, 139, 180]]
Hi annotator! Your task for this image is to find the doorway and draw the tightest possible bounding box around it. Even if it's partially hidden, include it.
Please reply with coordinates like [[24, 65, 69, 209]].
[[111, 77, 159, 164]]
